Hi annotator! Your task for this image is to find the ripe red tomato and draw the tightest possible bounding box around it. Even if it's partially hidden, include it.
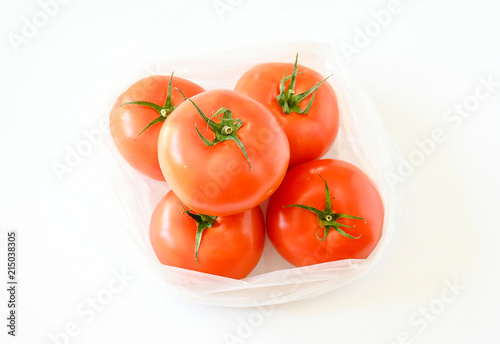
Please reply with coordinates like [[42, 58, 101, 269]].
[[234, 55, 339, 168], [157, 89, 290, 216], [149, 190, 265, 279], [266, 159, 384, 267], [110, 75, 204, 181]]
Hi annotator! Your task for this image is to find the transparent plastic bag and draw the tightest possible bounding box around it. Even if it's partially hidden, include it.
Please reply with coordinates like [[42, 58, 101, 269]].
[[101, 41, 402, 307]]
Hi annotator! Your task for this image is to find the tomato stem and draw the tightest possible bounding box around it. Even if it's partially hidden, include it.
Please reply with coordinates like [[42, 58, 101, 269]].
[[179, 203, 217, 265], [284, 174, 364, 241], [178, 90, 252, 170], [276, 54, 332, 115], [121, 71, 178, 138]]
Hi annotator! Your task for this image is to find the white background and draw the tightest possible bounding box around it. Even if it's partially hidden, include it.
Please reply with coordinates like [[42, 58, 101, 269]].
[[1, 0, 500, 343]]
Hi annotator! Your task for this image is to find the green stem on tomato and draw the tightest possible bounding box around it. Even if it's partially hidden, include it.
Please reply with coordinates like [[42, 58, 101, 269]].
[[178, 90, 252, 170], [276, 54, 332, 115], [179, 203, 217, 265], [284, 174, 365, 241], [121, 71, 178, 138]]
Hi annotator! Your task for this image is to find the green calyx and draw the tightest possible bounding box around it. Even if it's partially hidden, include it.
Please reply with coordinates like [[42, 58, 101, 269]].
[[284, 174, 365, 241], [276, 54, 332, 115], [121, 71, 177, 137], [179, 203, 217, 265], [179, 90, 252, 170]]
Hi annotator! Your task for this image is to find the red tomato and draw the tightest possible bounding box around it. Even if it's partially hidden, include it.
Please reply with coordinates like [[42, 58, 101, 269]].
[[266, 159, 384, 267], [149, 190, 265, 279], [157, 89, 290, 216], [110, 75, 204, 181], [234, 55, 339, 168]]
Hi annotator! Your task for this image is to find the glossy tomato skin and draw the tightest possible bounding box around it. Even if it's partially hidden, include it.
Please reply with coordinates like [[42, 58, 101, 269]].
[[149, 190, 265, 279], [110, 75, 204, 181], [158, 89, 290, 216], [266, 159, 384, 267], [234, 63, 339, 168]]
